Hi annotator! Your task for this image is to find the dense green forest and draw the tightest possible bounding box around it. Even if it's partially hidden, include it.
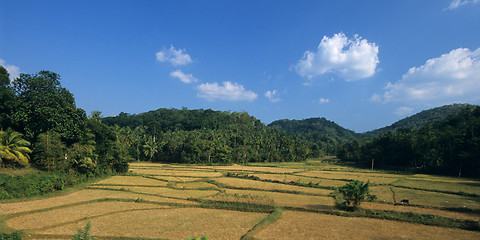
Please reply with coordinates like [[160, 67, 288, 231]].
[[363, 103, 475, 137], [268, 117, 361, 155], [0, 68, 129, 199], [102, 108, 320, 164], [337, 105, 480, 177]]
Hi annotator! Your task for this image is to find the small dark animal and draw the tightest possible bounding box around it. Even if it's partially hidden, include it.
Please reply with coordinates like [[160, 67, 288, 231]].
[[400, 199, 409, 204]]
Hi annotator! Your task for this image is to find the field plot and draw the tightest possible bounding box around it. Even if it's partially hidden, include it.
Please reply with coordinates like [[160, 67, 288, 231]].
[[392, 178, 480, 195], [254, 210, 480, 240], [214, 177, 332, 195], [297, 170, 403, 184], [2, 161, 480, 240]]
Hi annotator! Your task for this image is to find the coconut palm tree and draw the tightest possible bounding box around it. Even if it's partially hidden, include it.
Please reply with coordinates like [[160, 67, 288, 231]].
[[0, 128, 32, 167]]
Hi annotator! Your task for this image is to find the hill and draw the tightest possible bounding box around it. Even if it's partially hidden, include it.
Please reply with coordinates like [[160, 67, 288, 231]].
[[362, 103, 476, 137], [268, 117, 360, 155]]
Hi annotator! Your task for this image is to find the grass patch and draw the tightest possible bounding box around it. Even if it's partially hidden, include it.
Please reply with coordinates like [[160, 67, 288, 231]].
[[241, 207, 283, 240]]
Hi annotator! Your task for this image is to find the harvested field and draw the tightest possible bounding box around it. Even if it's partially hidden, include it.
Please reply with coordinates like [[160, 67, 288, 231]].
[[214, 177, 332, 195], [371, 186, 480, 209], [3, 161, 480, 239], [131, 169, 223, 177], [92, 176, 168, 186], [298, 170, 402, 184], [6, 202, 171, 230], [253, 173, 348, 187], [92, 185, 219, 199], [1, 189, 198, 215], [149, 175, 202, 182], [36, 208, 267, 240], [197, 165, 300, 173], [393, 178, 480, 195], [174, 181, 218, 189], [254, 210, 480, 240], [216, 189, 335, 209], [362, 202, 480, 221]]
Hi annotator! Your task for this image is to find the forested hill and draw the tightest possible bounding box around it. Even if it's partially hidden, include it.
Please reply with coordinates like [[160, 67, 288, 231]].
[[102, 108, 319, 163], [362, 103, 476, 137], [268, 118, 360, 155], [102, 108, 263, 132]]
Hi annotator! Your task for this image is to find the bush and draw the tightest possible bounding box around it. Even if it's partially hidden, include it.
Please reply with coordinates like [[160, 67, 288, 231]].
[[72, 220, 96, 240], [0, 172, 81, 200], [0, 231, 23, 240], [336, 180, 376, 209]]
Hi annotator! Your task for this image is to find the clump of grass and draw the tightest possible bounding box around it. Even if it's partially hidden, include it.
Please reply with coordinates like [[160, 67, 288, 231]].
[[241, 207, 283, 240], [72, 220, 97, 240], [186, 236, 208, 240]]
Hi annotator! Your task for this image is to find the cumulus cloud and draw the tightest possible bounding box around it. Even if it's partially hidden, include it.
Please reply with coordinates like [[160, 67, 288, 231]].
[[378, 47, 480, 104], [0, 59, 21, 81], [394, 107, 414, 116], [170, 70, 198, 84], [265, 90, 281, 103], [156, 45, 192, 66], [294, 33, 379, 81], [318, 98, 330, 104], [445, 0, 480, 10], [197, 81, 258, 102]]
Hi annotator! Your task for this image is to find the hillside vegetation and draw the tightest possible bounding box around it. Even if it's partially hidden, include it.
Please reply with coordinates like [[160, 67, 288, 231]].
[[363, 103, 475, 137], [268, 117, 360, 155], [102, 108, 321, 164]]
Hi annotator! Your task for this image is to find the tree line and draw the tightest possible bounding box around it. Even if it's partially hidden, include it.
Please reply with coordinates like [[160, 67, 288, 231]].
[[103, 109, 320, 164], [337, 106, 480, 177], [0, 67, 128, 175]]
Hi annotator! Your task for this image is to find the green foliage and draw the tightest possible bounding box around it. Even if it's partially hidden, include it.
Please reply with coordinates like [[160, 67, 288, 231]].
[[0, 231, 23, 240], [0, 171, 83, 200], [364, 103, 474, 137], [338, 105, 480, 177], [11, 71, 87, 144], [0, 66, 16, 130], [72, 220, 97, 240], [0, 128, 31, 167], [32, 131, 67, 171], [269, 117, 360, 155], [186, 236, 208, 240], [102, 109, 310, 164], [336, 180, 375, 208]]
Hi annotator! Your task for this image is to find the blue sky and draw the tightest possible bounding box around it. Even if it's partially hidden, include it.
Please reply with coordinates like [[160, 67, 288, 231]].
[[1, 0, 479, 132]]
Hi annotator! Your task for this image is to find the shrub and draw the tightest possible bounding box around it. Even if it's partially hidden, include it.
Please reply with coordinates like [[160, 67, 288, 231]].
[[336, 180, 376, 209], [0, 231, 23, 240], [72, 220, 97, 240]]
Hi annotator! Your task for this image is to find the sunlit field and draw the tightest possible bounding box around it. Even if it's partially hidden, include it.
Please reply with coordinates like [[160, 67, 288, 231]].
[[2, 160, 480, 239]]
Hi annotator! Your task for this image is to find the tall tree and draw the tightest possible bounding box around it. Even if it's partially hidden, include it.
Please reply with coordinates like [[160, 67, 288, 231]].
[[0, 66, 16, 130], [11, 71, 87, 143]]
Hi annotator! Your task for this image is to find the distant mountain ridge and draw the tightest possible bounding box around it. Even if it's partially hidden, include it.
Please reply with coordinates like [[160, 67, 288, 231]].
[[362, 103, 476, 137]]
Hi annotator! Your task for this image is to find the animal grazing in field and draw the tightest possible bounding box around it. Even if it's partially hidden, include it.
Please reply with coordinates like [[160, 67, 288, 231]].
[[400, 199, 409, 204]]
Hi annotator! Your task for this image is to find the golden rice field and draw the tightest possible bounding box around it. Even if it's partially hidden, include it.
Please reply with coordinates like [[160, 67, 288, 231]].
[[1, 160, 480, 239]]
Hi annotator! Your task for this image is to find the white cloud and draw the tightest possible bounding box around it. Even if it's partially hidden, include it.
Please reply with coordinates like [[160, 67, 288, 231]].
[[265, 90, 281, 103], [294, 33, 379, 81], [445, 0, 480, 10], [0, 59, 21, 81], [197, 81, 257, 102], [394, 107, 414, 116], [155, 45, 192, 66], [379, 47, 480, 104], [318, 98, 330, 104], [170, 70, 198, 84]]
